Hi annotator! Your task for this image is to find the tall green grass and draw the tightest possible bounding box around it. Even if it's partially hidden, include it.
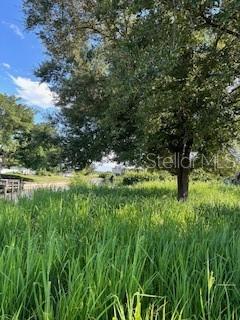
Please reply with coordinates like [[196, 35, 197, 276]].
[[0, 181, 240, 319]]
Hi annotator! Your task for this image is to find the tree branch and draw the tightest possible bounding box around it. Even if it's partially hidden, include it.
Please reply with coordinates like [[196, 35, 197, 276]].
[[202, 15, 240, 39]]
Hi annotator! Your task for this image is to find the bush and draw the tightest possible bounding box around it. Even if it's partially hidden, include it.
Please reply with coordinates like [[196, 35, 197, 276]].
[[122, 170, 172, 185], [71, 172, 91, 186], [80, 166, 94, 176], [98, 173, 112, 180], [191, 168, 220, 182]]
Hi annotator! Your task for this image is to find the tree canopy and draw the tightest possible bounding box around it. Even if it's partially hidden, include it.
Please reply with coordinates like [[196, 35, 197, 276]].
[[16, 123, 62, 171], [0, 94, 33, 165], [0, 93, 61, 171], [23, 0, 240, 199]]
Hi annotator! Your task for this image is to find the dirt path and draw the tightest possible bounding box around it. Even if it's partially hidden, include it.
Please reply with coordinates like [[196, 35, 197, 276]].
[[23, 181, 70, 191]]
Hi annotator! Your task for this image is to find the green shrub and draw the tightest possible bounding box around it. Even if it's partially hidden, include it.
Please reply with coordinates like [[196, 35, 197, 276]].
[[191, 168, 220, 182], [80, 166, 94, 176], [98, 172, 112, 180], [71, 173, 90, 186], [122, 170, 172, 185]]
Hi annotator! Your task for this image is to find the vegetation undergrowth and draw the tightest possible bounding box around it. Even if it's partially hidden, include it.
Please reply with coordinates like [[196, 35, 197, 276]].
[[0, 180, 239, 319]]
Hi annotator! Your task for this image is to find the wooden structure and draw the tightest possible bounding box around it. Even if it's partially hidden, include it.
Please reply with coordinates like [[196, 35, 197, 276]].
[[0, 179, 23, 197]]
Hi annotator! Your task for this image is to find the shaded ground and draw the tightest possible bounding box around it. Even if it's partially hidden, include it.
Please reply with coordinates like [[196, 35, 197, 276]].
[[24, 181, 70, 190]]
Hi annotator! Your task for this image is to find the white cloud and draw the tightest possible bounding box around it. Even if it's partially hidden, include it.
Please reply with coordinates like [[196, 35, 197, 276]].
[[9, 24, 24, 39], [1, 63, 11, 69], [11, 75, 57, 109], [2, 21, 24, 39]]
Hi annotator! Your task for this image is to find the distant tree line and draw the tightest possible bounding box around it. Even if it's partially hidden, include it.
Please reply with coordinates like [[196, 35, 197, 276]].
[[0, 94, 61, 172]]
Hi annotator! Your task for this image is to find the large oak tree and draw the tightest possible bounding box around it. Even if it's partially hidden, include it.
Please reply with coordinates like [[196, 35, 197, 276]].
[[23, 0, 240, 200]]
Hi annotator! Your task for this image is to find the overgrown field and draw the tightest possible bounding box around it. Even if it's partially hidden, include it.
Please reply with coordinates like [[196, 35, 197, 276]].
[[0, 181, 240, 319]]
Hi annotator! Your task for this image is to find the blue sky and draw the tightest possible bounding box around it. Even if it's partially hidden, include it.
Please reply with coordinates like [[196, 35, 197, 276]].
[[0, 0, 56, 122]]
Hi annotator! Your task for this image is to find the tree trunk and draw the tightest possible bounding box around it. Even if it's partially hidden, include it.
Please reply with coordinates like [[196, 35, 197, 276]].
[[177, 165, 189, 201], [175, 141, 192, 201]]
